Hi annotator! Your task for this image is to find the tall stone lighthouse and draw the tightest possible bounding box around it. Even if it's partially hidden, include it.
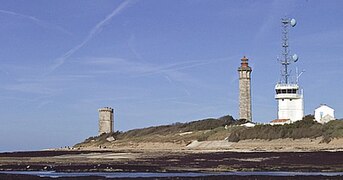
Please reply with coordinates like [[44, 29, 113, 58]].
[[98, 107, 114, 135], [238, 56, 252, 121]]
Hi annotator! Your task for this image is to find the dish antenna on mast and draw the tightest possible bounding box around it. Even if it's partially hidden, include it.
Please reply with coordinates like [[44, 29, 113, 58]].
[[290, 18, 297, 27], [280, 17, 299, 84], [292, 54, 298, 62]]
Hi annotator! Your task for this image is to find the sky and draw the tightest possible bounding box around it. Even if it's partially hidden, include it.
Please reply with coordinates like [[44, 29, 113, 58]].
[[0, 0, 342, 152]]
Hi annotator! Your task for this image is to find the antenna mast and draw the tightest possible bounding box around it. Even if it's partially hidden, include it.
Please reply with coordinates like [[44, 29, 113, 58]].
[[274, 17, 304, 124], [280, 17, 297, 84]]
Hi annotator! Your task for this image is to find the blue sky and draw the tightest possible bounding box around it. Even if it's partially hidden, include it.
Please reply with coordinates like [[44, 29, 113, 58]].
[[0, 0, 342, 151]]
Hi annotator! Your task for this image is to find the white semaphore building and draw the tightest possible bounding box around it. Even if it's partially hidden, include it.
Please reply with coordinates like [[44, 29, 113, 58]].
[[275, 84, 303, 123], [274, 17, 304, 123]]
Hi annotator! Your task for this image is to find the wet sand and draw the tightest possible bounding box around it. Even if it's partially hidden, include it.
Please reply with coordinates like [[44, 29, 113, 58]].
[[1, 173, 343, 180], [0, 150, 343, 179]]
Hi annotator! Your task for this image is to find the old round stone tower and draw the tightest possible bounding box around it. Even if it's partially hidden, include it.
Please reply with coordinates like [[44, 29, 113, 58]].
[[98, 107, 114, 135], [238, 56, 252, 121]]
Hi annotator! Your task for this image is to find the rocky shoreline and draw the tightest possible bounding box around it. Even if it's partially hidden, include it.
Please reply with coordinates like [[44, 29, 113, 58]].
[[1, 173, 343, 180], [1, 150, 343, 179]]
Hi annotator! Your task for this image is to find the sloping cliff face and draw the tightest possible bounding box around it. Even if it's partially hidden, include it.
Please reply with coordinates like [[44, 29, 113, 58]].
[[74, 115, 343, 151], [74, 137, 343, 152], [74, 115, 238, 149], [186, 138, 343, 152]]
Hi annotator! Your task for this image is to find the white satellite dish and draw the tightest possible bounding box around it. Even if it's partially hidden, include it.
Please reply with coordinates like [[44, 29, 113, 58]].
[[292, 54, 299, 62], [290, 18, 297, 27]]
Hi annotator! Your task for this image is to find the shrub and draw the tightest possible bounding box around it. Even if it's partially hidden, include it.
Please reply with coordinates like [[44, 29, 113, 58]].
[[321, 120, 343, 143], [227, 119, 323, 142], [117, 115, 235, 140]]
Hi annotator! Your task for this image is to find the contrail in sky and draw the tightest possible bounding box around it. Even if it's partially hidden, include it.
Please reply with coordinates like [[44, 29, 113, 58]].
[[47, 0, 134, 74], [0, 9, 71, 35]]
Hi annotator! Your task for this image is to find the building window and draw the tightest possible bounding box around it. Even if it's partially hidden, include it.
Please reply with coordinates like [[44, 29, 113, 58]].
[[285, 89, 297, 94]]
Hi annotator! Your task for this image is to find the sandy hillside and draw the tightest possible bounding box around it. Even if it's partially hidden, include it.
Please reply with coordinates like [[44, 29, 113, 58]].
[[74, 137, 343, 152]]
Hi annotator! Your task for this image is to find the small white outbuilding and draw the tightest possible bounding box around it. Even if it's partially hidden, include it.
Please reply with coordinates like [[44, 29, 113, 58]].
[[270, 119, 291, 125], [240, 122, 256, 127], [314, 104, 335, 124]]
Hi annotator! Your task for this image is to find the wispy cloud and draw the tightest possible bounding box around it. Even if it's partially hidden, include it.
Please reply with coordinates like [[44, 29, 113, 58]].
[[129, 35, 232, 77], [83, 56, 229, 76], [47, 0, 135, 74], [127, 34, 143, 60], [250, 1, 287, 53], [4, 82, 63, 95], [84, 58, 198, 96], [2, 63, 92, 97], [17, 74, 94, 83], [0, 9, 71, 35], [82, 56, 232, 87], [123, 34, 236, 96], [164, 74, 191, 96]]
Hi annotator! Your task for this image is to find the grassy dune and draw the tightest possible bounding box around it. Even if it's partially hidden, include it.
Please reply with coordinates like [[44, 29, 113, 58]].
[[75, 115, 343, 148], [75, 115, 238, 147], [228, 116, 343, 143]]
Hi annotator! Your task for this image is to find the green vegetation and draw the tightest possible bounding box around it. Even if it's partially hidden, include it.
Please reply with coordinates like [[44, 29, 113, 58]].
[[80, 131, 121, 144], [322, 120, 343, 143], [75, 114, 343, 148], [228, 115, 343, 143], [120, 115, 235, 138], [75, 115, 237, 147]]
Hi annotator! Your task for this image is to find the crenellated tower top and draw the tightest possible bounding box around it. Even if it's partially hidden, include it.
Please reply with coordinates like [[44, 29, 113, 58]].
[[98, 107, 114, 112]]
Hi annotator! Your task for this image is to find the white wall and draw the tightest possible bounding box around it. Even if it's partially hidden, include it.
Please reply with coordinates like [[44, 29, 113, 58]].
[[314, 105, 335, 123], [278, 97, 304, 122]]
